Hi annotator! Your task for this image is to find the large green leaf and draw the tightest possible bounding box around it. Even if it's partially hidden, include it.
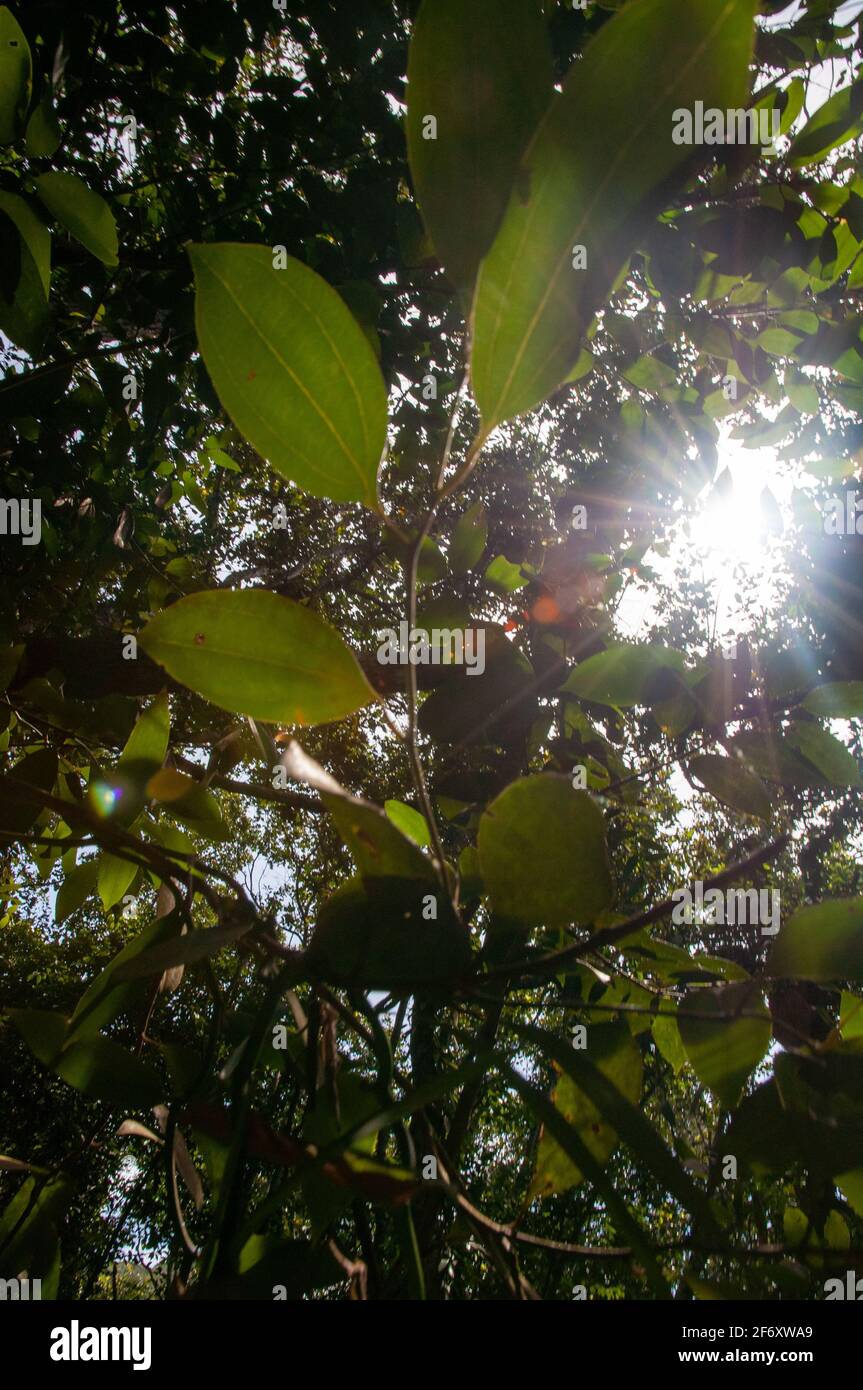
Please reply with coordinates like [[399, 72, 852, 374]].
[[406, 0, 553, 290], [501, 1056, 670, 1296], [789, 79, 863, 169], [677, 981, 771, 1107], [768, 898, 863, 982], [25, 95, 61, 158], [687, 753, 771, 820], [727, 730, 828, 788], [529, 1023, 642, 1197], [146, 767, 229, 843], [787, 722, 861, 787], [54, 1036, 163, 1108], [55, 858, 99, 925], [97, 853, 139, 912], [189, 243, 386, 507], [470, 0, 758, 427], [112, 915, 257, 979], [803, 682, 863, 718], [139, 590, 374, 727], [34, 172, 118, 266], [727, 1078, 863, 1177], [324, 793, 438, 884], [67, 911, 185, 1039], [384, 799, 432, 849], [0, 190, 49, 355], [562, 643, 685, 708], [448, 501, 488, 574], [120, 692, 170, 777], [477, 774, 612, 927], [0, 1174, 68, 1297], [519, 1020, 723, 1240], [306, 877, 471, 990], [418, 627, 538, 746], [0, 6, 31, 145], [281, 740, 439, 882]]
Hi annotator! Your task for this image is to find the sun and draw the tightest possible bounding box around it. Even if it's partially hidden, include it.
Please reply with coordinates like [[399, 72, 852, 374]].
[[617, 435, 792, 643]]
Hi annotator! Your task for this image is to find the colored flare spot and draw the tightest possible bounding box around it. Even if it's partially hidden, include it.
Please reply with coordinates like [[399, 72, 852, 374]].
[[90, 782, 122, 817], [531, 595, 561, 625]]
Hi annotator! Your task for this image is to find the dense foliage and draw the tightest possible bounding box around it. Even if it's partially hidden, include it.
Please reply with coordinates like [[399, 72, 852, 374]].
[[2, 0, 863, 1302]]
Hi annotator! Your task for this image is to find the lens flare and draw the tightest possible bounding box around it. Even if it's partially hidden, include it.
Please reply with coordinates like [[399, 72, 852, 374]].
[[89, 782, 123, 817]]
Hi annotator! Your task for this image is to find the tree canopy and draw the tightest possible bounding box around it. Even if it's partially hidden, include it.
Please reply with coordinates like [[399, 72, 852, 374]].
[[2, 0, 863, 1304]]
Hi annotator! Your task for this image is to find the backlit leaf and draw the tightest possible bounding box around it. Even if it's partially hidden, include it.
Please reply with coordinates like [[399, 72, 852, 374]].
[[478, 774, 613, 927], [34, 172, 118, 266], [0, 6, 31, 145], [139, 589, 374, 727], [677, 982, 771, 1107], [406, 0, 553, 289], [471, 0, 757, 427], [189, 243, 386, 507], [768, 898, 863, 982]]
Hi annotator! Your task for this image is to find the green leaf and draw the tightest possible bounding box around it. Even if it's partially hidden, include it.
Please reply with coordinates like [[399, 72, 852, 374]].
[[189, 243, 386, 507], [478, 774, 613, 927], [687, 753, 771, 820], [837, 1169, 863, 1219], [25, 96, 61, 158], [146, 767, 229, 842], [757, 326, 804, 356], [789, 80, 863, 168], [97, 852, 139, 912], [139, 589, 374, 727], [529, 1024, 643, 1197], [55, 858, 99, 925], [325, 793, 437, 883], [0, 6, 31, 145], [0, 190, 50, 355], [840, 990, 863, 1041], [449, 501, 487, 574], [112, 916, 256, 979], [562, 347, 595, 385], [418, 628, 538, 746], [119, 692, 170, 778], [677, 981, 771, 1107], [281, 741, 439, 882], [727, 730, 828, 788], [785, 372, 819, 414], [0, 1174, 68, 1296], [519, 1019, 724, 1241], [622, 355, 678, 391], [7, 1008, 69, 1066], [652, 1012, 687, 1073], [405, 0, 553, 290], [67, 912, 185, 1040], [727, 1077, 863, 1177], [54, 1036, 163, 1108], [803, 681, 863, 718], [787, 722, 861, 788], [384, 799, 432, 848], [306, 877, 471, 990], [205, 1236, 340, 1300], [34, 172, 118, 266], [501, 1057, 670, 1296], [470, 0, 758, 428], [484, 554, 526, 592], [768, 898, 863, 983], [562, 643, 685, 708]]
